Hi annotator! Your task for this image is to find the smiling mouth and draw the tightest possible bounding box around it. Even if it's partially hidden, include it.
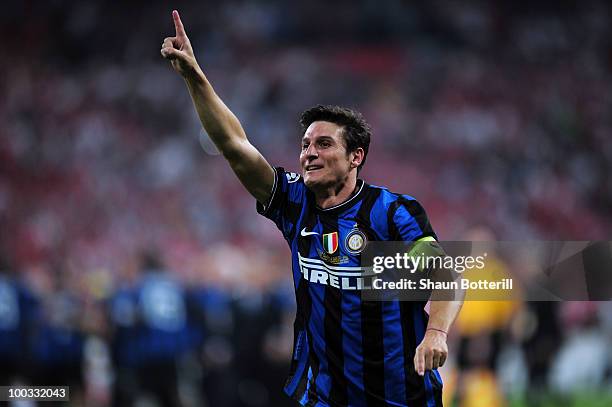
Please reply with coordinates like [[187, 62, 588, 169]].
[[305, 165, 323, 172]]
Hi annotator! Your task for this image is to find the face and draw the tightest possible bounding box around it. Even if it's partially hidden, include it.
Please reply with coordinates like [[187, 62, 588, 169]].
[[300, 121, 360, 190]]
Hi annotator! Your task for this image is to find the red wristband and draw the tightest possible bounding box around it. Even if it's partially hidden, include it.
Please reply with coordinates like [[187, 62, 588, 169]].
[[426, 327, 447, 335]]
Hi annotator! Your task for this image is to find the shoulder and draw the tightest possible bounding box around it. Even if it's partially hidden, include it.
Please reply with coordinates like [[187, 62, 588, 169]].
[[355, 183, 407, 230], [258, 167, 307, 215], [257, 167, 309, 238], [362, 183, 435, 240], [274, 167, 307, 200], [364, 183, 422, 213]]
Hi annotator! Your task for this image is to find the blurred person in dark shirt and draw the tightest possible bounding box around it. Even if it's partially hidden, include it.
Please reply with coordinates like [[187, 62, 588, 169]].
[[189, 281, 239, 407], [108, 251, 191, 407], [0, 255, 37, 387], [29, 263, 86, 403]]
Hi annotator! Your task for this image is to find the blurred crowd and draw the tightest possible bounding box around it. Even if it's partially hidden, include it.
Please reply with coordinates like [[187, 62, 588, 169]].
[[0, 250, 296, 406], [1, 0, 612, 406]]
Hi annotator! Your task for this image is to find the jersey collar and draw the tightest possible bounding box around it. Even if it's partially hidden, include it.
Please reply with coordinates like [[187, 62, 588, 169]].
[[313, 179, 366, 214]]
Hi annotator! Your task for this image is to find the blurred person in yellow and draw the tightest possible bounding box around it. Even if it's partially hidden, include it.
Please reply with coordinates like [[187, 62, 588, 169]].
[[450, 227, 521, 407]]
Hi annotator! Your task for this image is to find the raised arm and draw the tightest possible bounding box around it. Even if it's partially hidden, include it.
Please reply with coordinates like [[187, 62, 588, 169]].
[[161, 10, 275, 204]]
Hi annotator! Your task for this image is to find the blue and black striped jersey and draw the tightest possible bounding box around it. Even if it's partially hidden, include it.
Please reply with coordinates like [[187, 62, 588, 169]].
[[257, 167, 443, 407]]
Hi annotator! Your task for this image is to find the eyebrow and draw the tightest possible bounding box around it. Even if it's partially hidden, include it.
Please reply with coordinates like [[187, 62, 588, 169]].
[[301, 135, 335, 143]]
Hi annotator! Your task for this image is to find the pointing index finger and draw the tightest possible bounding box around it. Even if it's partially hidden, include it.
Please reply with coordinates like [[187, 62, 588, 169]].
[[173, 10, 186, 37]]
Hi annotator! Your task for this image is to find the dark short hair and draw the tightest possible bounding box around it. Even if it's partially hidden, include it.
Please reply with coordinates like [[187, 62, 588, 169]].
[[300, 105, 371, 173]]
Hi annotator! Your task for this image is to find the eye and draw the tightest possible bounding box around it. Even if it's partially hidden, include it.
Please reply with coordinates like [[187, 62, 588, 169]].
[[302, 142, 309, 150], [319, 140, 331, 148]]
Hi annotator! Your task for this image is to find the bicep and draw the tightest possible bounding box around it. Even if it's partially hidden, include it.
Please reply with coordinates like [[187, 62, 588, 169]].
[[223, 139, 275, 204]]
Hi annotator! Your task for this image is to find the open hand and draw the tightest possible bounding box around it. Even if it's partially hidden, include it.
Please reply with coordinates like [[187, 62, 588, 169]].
[[161, 10, 199, 77]]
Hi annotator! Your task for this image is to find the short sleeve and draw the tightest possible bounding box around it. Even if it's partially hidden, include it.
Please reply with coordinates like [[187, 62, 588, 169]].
[[390, 197, 437, 241], [256, 167, 307, 240]]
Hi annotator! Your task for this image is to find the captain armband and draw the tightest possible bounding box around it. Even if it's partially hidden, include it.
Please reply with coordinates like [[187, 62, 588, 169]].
[[405, 237, 447, 275]]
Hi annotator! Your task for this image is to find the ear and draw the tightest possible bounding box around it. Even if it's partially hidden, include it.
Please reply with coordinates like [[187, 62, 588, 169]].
[[350, 148, 365, 170]]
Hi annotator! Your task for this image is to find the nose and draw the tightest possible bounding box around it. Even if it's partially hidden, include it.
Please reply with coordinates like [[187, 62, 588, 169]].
[[304, 143, 318, 160]]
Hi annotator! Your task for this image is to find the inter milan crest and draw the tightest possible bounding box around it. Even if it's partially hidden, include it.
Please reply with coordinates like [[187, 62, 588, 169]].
[[345, 225, 368, 254], [322, 232, 339, 254]]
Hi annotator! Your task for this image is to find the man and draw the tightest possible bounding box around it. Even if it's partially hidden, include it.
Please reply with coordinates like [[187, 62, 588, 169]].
[[109, 251, 189, 407], [162, 10, 462, 406], [0, 255, 37, 387]]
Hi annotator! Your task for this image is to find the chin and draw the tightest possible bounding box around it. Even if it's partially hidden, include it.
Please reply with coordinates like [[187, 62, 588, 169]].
[[304, 175, 332, 191], [304, 173, 320, 187], [303, 176, 317, 189]]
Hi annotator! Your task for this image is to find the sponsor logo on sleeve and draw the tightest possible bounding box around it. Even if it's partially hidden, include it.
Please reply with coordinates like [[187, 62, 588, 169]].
[[286, 173, 301, 183]]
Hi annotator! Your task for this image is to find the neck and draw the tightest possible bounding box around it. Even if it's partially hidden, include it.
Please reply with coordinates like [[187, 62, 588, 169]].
[[314, 177, 359, 209]]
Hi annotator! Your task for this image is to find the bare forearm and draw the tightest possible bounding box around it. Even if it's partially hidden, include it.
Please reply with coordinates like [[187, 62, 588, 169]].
[[414, 297, 462, 375], [184, 69, 247, 156], [427, 299, 463, 333]]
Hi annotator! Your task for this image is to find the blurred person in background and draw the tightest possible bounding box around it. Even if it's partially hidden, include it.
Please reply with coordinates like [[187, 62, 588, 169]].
[[451, 227, 521, 407], [161, 10, 462, 407], [108, 250, 191, 407], [260, 278, 299, 407], [517, 302, 562, 405], [28, 262, 87, 405], [230, 267, 297, 407], [549, 302, 607, 394], [0, 254, 38, 388], [194, 289, 238, 406], [185, 262, 239, 407]]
